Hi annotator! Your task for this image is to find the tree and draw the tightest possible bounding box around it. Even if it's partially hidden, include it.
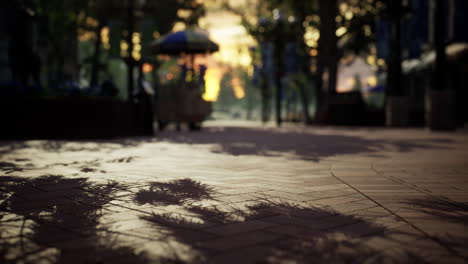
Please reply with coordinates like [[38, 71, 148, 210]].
[[32, 0, 206, 96], [383, 0, 404, 97], [433, 0, 446, 92], [315, 0, 338, 119], [221, 0, 317, 124], [33, 0, 89, 86], [222, 0, 388, 123]]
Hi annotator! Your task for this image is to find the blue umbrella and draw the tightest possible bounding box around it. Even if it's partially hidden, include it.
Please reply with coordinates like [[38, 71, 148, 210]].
[[151, 30, 219, 55]]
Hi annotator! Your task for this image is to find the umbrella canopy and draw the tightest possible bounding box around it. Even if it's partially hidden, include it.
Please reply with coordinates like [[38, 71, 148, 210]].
[[151, 30, 219, 55]]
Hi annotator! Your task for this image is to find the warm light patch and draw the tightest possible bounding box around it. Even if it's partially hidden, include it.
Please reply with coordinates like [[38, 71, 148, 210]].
[[79, 31, 96, 42], [86, 17, 98, 27], [231, 77, 245, 99], [367, 55, 376, 65], [336, 27, 347, 37], [309, 49, 318, 57], [173, 22, 186, 32], [304, 26, 320, 48], [210, 25, 254, 67], [203, 68, 222, 102], [142, 63, 153, 73], [120, 40, 128, 57], [367, 76, 378, 87], [239, 54, 252, 66], [153, 31, 160, 39], [177, 9, 192, 19], [377, 58, 386, 67], [101, 27, 110, 49], [166, 72, 174, 81]]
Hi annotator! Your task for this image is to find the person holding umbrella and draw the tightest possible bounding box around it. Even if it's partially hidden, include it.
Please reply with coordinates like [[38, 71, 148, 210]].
[[151, 29, 219, 131]]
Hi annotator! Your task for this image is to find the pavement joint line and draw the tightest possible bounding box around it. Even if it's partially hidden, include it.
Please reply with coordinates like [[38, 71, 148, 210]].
[[330, 205, 381, 215], [330, 170, 467, 261], [371, 165, 468, 212], [106, 201, 157, 216], [304, 192, 364, 202], [373, 168, 468, 210]]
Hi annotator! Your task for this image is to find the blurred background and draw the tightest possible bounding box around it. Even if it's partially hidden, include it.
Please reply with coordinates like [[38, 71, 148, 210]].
[[0, 0, 467, 138]]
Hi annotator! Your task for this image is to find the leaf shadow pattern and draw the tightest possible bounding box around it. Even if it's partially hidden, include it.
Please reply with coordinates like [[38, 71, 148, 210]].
[[134, 178, 214, 206], [0, 137, 156, 157], [0, 175, 153, 264], [135, 180, 431, 263], [402, 197, 468, 259], [0, 162, 24, 174], [157, 126, 448, 161], [403, 198, 468, 225]]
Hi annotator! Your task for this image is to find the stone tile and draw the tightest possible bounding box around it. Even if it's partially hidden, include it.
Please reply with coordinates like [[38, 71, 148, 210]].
[[308, 195, 366, 206], [2, 121, 468, 262], [199, 231, 282, 251], [329, 201, 379, 214], [209, 245, 273, 264], [253, 190, 316, 202], [203, 220, 276, 236]]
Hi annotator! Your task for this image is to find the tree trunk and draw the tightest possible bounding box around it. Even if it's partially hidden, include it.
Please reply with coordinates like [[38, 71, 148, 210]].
[[127, 0, 135, 102], [90, 23, 103, 87], [386, 0, 403, 96], [273, 23, 285, 127], [323, 0, 338, 96], [260, 70, 270, 123], [316, 0, 338, 120], [296, 12, 312, 124], [433, 0, 446, 91]]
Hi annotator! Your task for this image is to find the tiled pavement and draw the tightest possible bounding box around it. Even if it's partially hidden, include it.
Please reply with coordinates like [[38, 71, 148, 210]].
[[1, 121, 468, 263]]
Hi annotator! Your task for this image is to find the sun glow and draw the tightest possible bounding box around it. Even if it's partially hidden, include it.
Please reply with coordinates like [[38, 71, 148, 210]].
[[202, 68, 222, 102], [231, 77, 245, 99]]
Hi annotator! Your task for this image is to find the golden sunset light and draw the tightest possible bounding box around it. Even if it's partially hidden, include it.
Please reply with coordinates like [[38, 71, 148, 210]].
[[231, 76, 245, 99], [196, 3, 255, 102], [2, 1, 468, 263], [201, 6, 255, 68], [202, 67, 222, 101]]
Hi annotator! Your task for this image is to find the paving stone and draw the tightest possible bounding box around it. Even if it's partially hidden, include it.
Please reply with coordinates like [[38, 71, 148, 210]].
[[199, 231, 282, 251], [203, 219, 276, 236], [1, 121, 468, 262]]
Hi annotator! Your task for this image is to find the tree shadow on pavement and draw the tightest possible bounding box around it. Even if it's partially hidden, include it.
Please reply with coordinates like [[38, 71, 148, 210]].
[[135, 179, 214, 206], [0, 175, 152, 264], [403, 197, 468, 261], [0, 176, 453, 263], [0, 161, 25, 174], [135, 179, 431, 263], [0, 154, 140, 178], [403, 198, 468, 224], [0, 137, 156, 157], [157, 126, 446, 161]]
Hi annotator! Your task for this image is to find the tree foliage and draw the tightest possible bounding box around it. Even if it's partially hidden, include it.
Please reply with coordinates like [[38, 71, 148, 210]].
[[29, 0, 206, 88]]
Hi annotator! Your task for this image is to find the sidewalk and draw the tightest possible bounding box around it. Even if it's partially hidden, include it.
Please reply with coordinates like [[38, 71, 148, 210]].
[[1, 121, 467, 263]]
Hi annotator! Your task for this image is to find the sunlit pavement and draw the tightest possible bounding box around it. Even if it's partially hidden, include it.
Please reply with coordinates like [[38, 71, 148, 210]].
[[1, 121, 468, 263]]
